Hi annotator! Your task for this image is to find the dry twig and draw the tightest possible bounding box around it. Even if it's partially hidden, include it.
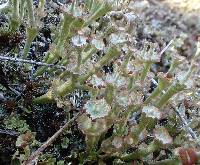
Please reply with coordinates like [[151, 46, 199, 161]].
[[0, 129, 19, 136], [174, 107, 198, 140], [22, 112, 81, 165], [159, 39, 173, 56], [0, 55, 67, 70]]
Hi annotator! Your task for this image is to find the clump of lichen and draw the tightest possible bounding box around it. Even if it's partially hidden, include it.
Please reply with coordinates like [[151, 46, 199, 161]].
[[0, 0, 200, 164]]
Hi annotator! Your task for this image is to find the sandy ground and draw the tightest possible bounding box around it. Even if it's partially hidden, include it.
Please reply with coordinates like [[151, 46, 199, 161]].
[[162, 0, 200, 13]]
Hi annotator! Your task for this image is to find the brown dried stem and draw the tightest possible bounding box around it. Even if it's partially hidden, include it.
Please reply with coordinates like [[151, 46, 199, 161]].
[[22, 112, 81, 165]]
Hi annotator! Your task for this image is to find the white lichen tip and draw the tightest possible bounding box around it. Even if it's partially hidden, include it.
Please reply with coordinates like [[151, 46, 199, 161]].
[[84, 99, 111, 119], [0, 0, 9, 10], [91, 38, 105, 50], [154, 127, 173, 145], [142, 106, 162, 119], [72, 35, 87, 47]]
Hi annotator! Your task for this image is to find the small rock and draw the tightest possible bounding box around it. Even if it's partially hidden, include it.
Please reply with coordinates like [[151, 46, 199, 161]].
[[128, 0, 150, 12]]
